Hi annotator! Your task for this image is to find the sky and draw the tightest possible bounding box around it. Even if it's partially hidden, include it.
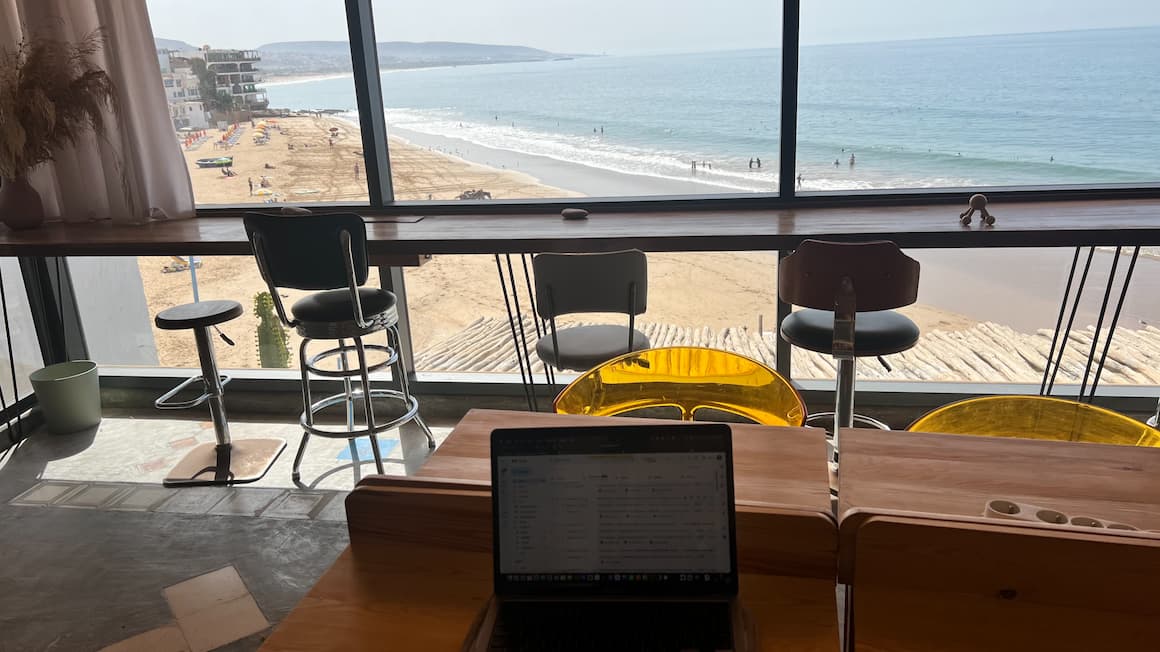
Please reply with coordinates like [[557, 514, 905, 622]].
[[146, 0, 1160, 54]]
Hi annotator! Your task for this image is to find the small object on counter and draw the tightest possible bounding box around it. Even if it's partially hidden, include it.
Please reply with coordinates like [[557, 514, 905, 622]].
[[959, 193, 996, 226], [561, 208, 589, 220]]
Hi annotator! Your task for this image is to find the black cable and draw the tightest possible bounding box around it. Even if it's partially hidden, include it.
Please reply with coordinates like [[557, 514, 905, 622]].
[[1041, 247, 1081, 395], [505, 254, 538, 411], [1078, 247, 1121, 401], [1089, 247, 1140, 400], [1047, 247, 1095, 395], [495, 255, 535, 411]]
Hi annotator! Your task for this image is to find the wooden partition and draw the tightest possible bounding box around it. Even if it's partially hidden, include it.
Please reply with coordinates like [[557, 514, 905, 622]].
[[844, 513, 1160, 651]]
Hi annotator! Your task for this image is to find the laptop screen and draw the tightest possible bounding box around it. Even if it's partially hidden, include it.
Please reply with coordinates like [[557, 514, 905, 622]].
[[491, 424, 737, 596]]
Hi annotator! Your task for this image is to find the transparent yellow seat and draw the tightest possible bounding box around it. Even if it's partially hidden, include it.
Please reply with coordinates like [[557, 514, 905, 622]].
[[908, 395, 1160, 447], [554, 346, 806, 426]]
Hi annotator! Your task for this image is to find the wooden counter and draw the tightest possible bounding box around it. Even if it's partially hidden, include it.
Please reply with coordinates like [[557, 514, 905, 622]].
[[3, 198, 1160, 257]]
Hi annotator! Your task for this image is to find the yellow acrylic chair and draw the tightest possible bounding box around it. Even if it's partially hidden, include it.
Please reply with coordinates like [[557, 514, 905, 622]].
[[554, 346, 806, 426], [908, 395, 1160, 447]]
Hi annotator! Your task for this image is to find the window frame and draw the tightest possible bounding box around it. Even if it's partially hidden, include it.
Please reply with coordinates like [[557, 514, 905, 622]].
[[184, 0, 1160, 218]]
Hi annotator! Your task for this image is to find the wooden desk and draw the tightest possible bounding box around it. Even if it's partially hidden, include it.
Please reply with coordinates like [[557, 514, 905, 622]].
[[837, 427, 1160, 547], [261, 411, 841, 651], [418, 409, 833, 510], [3, 198, 1160, 257]]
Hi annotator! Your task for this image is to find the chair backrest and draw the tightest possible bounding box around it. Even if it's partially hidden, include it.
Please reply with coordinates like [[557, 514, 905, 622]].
[[243, 212, 369, 291], [553, 346, 806, 426], [533, 250, 647, 319], [778, 240, 920, 312], [908, 395, 1160, 447]]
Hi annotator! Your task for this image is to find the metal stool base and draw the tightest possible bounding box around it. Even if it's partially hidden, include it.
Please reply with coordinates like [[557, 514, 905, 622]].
[[805, 411, 891, 434], [164, 439, 286, 487]]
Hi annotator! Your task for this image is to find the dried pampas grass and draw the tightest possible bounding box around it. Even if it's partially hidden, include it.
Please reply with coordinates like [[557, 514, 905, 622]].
[[0, 30, 115, 179]]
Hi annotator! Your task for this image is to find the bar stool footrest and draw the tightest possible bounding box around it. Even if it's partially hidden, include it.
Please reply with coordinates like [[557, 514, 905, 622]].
[[805, 411, 891, 435], [299, 388, 421, 439], [155, 374, 232, 410]]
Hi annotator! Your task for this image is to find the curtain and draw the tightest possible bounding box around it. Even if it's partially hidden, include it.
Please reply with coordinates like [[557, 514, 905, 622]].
[[1, 0, 195, 223]]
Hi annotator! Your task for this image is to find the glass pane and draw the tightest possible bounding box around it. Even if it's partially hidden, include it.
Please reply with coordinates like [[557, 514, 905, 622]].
[[0, 259, 44, 401], [797, 3, 1160, 191], [73, 256, 380, 371], [408, 253, 778, 376], [790, 247, 1160, 393], [371, 0, 782, 199], [146, 0, 369, 206]]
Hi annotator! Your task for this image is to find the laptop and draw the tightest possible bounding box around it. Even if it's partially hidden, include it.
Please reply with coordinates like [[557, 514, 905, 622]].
[[465, 423, 751, 652]]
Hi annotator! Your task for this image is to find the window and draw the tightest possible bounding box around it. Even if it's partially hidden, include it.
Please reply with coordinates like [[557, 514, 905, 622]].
[[797, 3, 1160, 192], [372, 0, 782, 200], [791, 246, 1160, 392], [407, 252, 776, 376], [0, 259, 44, 402], [70, 1, 1160, 402], [145, 0, 370, 207], [73, 255, 387, 372]]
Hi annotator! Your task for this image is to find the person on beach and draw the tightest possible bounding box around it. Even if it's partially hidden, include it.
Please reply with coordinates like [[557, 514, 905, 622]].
[[691, 160, 697, 173], [248, 177, 253, 195], [749, 158, 754, 169], [756, 158, 761, 169], [834, 159, 840, 166], [797, 173, 803, 189], [849, 153, 856, 166], [600, 126, 604, 134]]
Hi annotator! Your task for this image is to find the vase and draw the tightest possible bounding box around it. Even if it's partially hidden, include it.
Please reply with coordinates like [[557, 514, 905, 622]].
[[0, 176, 46, 230]]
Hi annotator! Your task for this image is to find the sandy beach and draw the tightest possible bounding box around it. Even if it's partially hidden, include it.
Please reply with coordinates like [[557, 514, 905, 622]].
[[140, 114, 978, 371]]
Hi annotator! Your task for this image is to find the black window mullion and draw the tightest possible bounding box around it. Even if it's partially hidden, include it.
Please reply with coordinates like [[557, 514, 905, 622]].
[[345, 0, 394, 205], [778, 0, 801, 199]]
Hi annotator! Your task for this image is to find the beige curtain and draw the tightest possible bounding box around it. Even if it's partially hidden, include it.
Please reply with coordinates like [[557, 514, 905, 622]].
[[1, 0, 195, 223]]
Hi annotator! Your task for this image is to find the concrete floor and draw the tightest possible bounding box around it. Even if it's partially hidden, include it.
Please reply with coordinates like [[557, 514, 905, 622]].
[[0, 407, 458, 652]]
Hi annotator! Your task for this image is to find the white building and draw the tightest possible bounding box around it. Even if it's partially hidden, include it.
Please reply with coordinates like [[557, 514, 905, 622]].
[[199, 47, 268, 112], [157, 50, 210, 130]]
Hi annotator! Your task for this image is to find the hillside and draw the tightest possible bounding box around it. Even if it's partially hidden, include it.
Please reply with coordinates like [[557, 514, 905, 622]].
[[155, 37, 196, 52], [255, 40, 574, 76]]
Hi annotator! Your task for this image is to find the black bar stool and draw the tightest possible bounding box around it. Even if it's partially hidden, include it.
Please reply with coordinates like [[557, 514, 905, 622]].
[[778, 240, 921, 472], [243, 212, 434, 484], [154, 300, 286, 486]]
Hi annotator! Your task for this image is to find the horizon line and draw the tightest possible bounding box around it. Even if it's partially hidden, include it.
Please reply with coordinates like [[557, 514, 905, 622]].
[[158, 23, 1160, 59]]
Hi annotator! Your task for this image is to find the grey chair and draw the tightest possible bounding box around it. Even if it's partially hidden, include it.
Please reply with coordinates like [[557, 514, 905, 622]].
[[243, 212, 434, 483], [778, 239, 920, 462], [532, 250, 651, 373]]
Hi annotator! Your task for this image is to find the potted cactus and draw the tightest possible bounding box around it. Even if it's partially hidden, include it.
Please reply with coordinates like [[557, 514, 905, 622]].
[[254, 291, 291, 368]]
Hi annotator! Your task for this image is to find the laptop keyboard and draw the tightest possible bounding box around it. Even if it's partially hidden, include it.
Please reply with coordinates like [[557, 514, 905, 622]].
[[488, 601, 734, 652]]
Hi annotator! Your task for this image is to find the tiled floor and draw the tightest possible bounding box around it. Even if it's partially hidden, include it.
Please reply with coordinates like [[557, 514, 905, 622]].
[[0, 409, 457, 651], [12, 415, 452, 492]]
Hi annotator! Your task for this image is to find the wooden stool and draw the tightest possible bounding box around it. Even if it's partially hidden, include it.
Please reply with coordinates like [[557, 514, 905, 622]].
[[154, 300, 285, 486]]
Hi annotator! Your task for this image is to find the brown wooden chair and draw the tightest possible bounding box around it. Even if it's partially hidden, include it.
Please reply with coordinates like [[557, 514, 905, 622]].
[[778, 240, 920, 462]]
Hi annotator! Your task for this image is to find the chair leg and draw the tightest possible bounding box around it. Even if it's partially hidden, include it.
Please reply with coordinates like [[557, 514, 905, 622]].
[[391, 325, 435, 449], [834, 357, 856, 461], [294, 338, 313, 481], [354, 335, 385, 474], [291, 431, 310, 482]]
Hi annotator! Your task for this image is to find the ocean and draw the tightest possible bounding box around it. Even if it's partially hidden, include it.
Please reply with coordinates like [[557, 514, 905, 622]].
[[265, 26, 1160, 194]]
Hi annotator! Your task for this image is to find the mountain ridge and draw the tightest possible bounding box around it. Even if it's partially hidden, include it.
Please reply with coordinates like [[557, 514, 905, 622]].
[[156, 38, 581, 77]]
